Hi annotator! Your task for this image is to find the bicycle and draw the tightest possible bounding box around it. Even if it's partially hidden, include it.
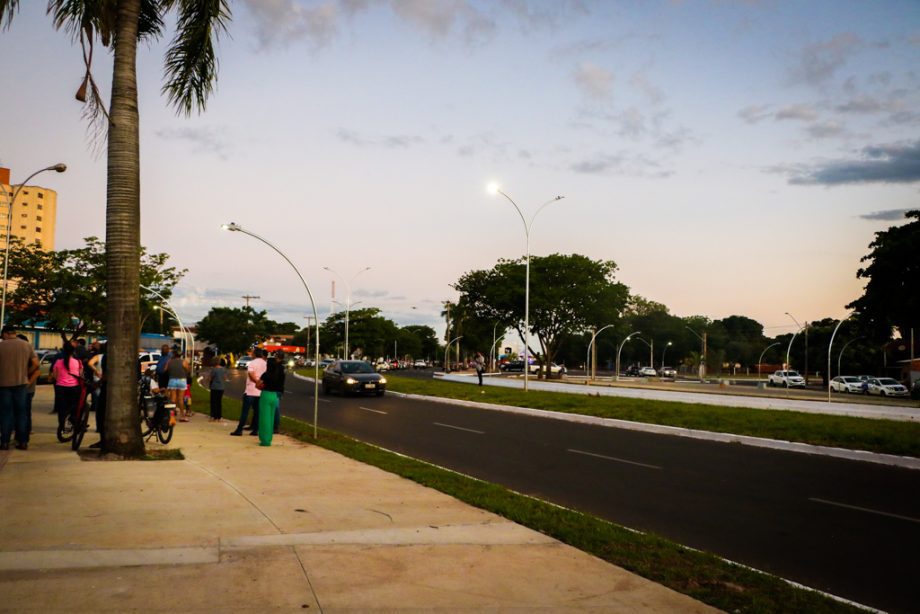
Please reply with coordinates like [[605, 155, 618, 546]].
[[56, 379, 91, 451], [139, 375, 175, 444]]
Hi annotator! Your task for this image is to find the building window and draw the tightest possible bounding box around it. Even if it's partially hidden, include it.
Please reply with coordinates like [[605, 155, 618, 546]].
[[21, 213, 27, 218], [35, 227, 41, 233], [20, 225, 26, 230], [36, 216, 42, 222], [38, 193, 43, 199], [37, 204, 43, 210]]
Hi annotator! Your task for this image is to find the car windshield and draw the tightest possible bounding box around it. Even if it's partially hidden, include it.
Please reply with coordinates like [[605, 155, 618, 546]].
[[341, 362, 374, 374], [785, 371, 800, 376], [842, 377, 859, 383], [878, 378, 900, 386]]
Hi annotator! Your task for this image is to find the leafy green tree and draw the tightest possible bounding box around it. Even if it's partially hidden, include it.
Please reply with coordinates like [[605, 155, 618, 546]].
[[197, 307, 273, 356], [6, 237, 184, 342], [454, 254, 629, 377], [320, 308, 398, 359], [1, 0, 232, 456], [848, 210, 920, 339], [402, 325, 439, 360]]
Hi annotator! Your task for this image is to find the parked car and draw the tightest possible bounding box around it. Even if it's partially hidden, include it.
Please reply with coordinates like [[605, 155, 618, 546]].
[[639, 367, 657, 377], [866, 377, 909, 397], [500, 360, 526, 372], [911, 379, 920, 400], [319, 358, 335, 370], [375, 361, 390, 372], [139, 351, 162, 374], [767, 370, 806, 388], [623, 365, 641, 377], [659, 366, 677, 378], [235, 355, 253, 369], [37, 350, 57, 383], [322, 360, 387, 396], [830, 375, 864, 394], [413, 359, 428, 369]]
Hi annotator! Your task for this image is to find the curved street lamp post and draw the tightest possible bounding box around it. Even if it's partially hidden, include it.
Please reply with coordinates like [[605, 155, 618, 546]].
[[444, 336, 463, 373], [586, 324, 616, 382], [826, 313, 853, 402], [488, 183, 564, 392], [660, 341, 672, 371], [222, 223, 321, 439], [615, 331, 641, 381], [1, 163, 67, 326], [757, 342, 781, 379]]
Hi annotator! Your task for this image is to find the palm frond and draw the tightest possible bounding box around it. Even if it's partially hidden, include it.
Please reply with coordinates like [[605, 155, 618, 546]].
[[0, 1, 21, 29], [162, 0, 231, 116]]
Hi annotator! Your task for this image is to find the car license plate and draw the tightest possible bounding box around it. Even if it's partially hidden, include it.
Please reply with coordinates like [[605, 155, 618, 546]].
[[364, 383, 375, 389]]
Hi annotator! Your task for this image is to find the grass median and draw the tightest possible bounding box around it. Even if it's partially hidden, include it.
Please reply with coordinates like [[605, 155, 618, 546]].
[[192, 382, 863, 612], [381, 373, 920, 458]]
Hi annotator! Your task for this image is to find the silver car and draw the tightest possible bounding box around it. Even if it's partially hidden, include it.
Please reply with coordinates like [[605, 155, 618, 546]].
[[830, 376, 863, 394]]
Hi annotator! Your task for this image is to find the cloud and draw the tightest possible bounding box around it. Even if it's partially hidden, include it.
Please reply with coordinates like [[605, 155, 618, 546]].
[[805, 121, 845, 139], [336, 128, 424, 149], [774, 104, 818, 122], [858, 209, 913, 221], [242, 0, 349, 50], [738, 105, 774, 124], [155, 126, 232, 159], [787, 140, 920, 185], [789, 32, 865, 86], [570, 152, 672, 178], [572, 62, 614, 100]]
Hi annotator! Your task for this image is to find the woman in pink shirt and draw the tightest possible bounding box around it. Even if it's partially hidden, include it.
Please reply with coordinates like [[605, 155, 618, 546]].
[[51, 343, 83, 436]]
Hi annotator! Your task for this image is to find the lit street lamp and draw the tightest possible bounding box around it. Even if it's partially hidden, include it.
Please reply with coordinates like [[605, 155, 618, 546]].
[[323, 266, 370, 360], [488, 182, 564, 392], [615, 331, 641, 381], [660, 341, 672, 371], [222, 223, 321, 439], [1, 163, 67, 326]]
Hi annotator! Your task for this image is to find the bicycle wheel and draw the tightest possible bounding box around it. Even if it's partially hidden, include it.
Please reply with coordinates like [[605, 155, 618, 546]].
[[71, 407, 90, 451], [157, 423, 174, 444], [139, 397, 154, 437]]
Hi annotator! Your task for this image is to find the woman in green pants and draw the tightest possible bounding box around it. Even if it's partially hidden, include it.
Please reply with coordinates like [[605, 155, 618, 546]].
[[257, 356, 285, 446]]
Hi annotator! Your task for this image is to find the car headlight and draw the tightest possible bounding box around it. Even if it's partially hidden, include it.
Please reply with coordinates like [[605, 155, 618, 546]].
[[345, 377, 357, 385], [378, 377, 387, 385]]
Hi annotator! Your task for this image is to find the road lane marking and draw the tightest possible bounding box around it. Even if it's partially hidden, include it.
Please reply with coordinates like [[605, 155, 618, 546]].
[[360, 406, 388, 415], [809, 498, 920, 524], [318, 398, 331, 403], [434, 422, 484, 435], [567, 448, 661, 470]]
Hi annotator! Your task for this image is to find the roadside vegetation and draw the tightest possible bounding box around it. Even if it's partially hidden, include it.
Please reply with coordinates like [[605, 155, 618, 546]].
[[379, 374, 920, 458], [193, 383, 863, 612]]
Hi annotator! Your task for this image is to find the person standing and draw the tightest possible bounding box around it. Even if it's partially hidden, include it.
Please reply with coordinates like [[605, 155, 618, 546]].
[[164, 349, 190, 421], [15, 334, 40, 444], [0, 326, 39, 451], [208, 358, 228, 422], [257, 356, 285, 447], [155, 344, 172, 391], [474, 351, 485, 386], [87, 343, 107, 449], [50, 342, 83, 439], [230, 348, 266, 436]]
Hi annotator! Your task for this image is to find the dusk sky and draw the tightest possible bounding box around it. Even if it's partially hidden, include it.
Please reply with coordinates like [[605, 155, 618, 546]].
[[2, 1, 919, 341]]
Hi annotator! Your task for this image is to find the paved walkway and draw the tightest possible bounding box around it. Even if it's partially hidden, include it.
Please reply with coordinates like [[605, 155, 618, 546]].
[[0, 386, 715, 613]]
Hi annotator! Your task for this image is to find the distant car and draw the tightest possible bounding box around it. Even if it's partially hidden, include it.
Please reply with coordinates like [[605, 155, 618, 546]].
[[768, 370, 806, 388], [235, 355, 253, 369], [623, 365, 641, 377], [830, 375, 863, 394], [500, 360, 525, 372], [911, 379, 920, 400], [322, 359, 387, 396], [388, 359, 400, 370], [413, 359, 427, 369], [319, 358, 335, 370], [659, 366, 677, 378], [639, 367, 657, 377], [375, 361, 389, 372], [866, 377, 909, 397], [37, 350, 57, 383]]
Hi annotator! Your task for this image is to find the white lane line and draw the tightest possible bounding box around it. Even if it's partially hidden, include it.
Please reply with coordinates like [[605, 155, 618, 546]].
[[317, 398, 331, 403], [809, 498, 920, 524], [360, 406, 388, 415], [567, 448, 661, 470], [434, 422, 485, 435]]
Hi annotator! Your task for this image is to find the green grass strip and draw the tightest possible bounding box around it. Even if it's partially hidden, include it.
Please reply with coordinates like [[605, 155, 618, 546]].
[[191, 383, 863, 612], [379, 374, 920, 458]]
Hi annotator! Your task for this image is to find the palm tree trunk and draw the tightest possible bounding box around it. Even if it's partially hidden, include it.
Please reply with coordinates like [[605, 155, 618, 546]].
[[103, 0, 144, 456]]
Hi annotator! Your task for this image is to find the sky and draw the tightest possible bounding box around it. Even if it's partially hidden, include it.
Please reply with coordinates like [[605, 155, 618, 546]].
[[1, 0, 919, 341]]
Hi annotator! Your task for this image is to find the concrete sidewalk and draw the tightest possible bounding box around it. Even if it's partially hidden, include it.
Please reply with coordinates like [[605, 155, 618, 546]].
[[0, 386, 715, 613]]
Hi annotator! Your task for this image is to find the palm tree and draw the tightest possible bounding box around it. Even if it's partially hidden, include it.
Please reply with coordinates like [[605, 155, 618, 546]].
[[1, 1, 230, 456]]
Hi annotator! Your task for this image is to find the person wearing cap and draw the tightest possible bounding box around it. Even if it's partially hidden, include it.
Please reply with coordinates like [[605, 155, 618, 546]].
[[0, 325, 39, 451]]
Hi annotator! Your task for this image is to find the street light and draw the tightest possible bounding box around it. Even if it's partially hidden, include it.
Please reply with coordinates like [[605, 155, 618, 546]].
[[615, 331, 641, 381], [140, 285, 194, 375], [837, 336, 864, 378], [1, 163, 67, 326], [827, 312, 854, 402], [331, 298, 364, 359], [757, 342, 781, 379], [586, 324, 616, 382], [222, 223, 321, 439], [323, 266, 370, 360], [444, 336, 463, 373], [685, 326, 707, 380], [785, 312, 809, 385], [633, 336, 654, 371], [488, 182, 564, 392], [660, 341, 672, 371]]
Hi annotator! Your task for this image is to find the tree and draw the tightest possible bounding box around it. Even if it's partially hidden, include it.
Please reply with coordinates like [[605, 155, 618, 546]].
[[454, 254, 629, 377], [401, 325, 439, 360], [6, 237, 184, 343], [1, 1, 231, 456], [319, 308, 398, 359], [848, 210, 920, 339], [197, 307, 273, 356]]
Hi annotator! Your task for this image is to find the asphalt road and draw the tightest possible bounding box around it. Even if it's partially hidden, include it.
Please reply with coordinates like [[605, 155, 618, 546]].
[[224, 369, 920, 612]]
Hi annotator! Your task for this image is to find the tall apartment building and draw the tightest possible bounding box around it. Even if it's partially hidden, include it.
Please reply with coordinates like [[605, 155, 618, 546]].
[[0, 166, 58, 252]]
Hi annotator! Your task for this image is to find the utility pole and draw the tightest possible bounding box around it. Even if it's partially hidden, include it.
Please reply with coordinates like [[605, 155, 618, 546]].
[[804, 322, 809, 385], [241, 294, 260, 307]]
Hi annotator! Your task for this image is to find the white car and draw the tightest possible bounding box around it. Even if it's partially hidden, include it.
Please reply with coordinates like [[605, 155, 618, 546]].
[[830, 376, 864, 394], [413, 359, 428, 369], [235, 355, 253, 369], [768, 370, 806, 388], [139, 351, 162, 374], [866, 377, 909, 397], [639, 367, 657, 377], [659, 366, 677, 378]]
